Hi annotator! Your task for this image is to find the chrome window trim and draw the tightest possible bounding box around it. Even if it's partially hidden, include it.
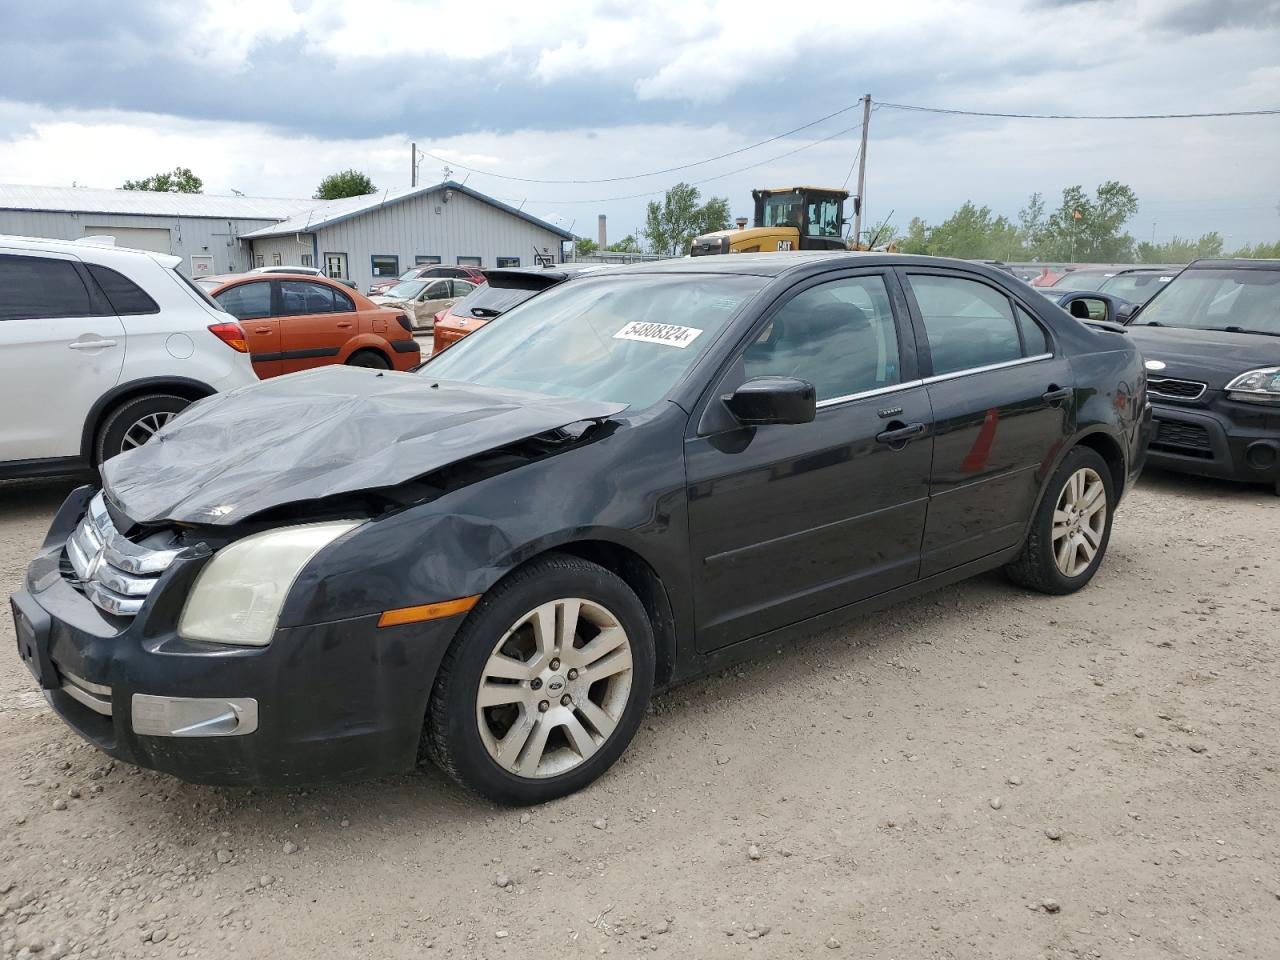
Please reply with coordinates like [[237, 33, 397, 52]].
[[815, 379, 926, 410], [922, 353, 1053, 386]]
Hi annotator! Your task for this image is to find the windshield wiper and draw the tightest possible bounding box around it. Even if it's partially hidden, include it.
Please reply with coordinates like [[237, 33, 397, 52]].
[[1213, 325, 1280, 337], [1133, 320, 1164, 326], [470, 307, 502, 318]]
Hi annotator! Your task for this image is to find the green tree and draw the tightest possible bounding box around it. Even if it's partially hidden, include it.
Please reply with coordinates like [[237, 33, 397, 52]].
[[1227, 239, 1280, 259], [313, 169, 376, 200], [121, 166, 203, 193], [1034, 181, 1139, 261], [643, 183, 731, 256], [895, 203, 1020, 259], [1136, 232, 1225, 263], [574, 237, 599, 257], [606, 234, 643, 253]]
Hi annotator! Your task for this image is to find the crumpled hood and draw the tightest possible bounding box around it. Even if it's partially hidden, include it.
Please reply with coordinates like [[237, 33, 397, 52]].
[[1125, 325, 1280, 388], [102, 366, 625, 526]]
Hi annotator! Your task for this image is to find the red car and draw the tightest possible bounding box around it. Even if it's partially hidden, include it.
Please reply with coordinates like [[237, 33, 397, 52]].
[[368, 264, 486, 297], [198, 273, 421, 378]]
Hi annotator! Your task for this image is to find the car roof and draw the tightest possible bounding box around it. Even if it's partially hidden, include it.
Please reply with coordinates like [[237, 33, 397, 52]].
[[1185, 258, 1280, 271], [0, 233, 182, 269], [574, 251, 1020, 280]]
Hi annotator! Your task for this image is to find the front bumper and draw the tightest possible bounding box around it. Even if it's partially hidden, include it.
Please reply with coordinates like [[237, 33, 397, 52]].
[[1146, 395, 1280, 486], [11, 489, 464, 787]]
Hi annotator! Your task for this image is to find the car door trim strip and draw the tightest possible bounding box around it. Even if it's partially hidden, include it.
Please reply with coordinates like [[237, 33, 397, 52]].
[[921, 353, 1053, 386], [816, 379, 927, 410]]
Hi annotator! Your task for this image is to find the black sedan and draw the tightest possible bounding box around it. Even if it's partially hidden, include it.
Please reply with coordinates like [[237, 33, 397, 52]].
[[12, 253, 1151, 805], [1125, 258, 1280, 494]]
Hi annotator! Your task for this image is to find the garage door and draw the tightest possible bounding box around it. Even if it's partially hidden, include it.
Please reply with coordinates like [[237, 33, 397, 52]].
[[84, 225, 172, 254]]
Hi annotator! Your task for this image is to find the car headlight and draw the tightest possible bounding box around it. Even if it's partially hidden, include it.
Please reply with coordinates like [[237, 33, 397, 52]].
[[178, 520, 361, 646], [1225, 367, 1280, 404]]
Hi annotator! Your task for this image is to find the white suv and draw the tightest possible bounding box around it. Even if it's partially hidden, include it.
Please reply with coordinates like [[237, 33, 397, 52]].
[[0, 235, 259, 478]]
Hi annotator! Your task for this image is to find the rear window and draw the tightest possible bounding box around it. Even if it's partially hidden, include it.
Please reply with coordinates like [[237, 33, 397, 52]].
[[87, 264, 158, 315], [451, 282, 542, 318]]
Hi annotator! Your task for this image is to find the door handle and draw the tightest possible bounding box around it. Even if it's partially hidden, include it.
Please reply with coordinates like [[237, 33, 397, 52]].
[[336, 321, 354, 329], [875, 421, 926, 446], [1042, 385, 1073, 405], [253, 327, 272, 334], [68, 339, 117, 350]]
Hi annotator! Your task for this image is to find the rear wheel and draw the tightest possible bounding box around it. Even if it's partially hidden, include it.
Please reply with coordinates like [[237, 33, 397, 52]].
[[425, 554, 655, 805], [1005, 446, 1114, 594], [94, 394, 192, 466], [346, 349, 390, 369]]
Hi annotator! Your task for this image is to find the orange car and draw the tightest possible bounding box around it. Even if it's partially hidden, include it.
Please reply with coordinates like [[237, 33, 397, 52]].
[[431, 265, 600, 354], [199, 273, 421, 377]]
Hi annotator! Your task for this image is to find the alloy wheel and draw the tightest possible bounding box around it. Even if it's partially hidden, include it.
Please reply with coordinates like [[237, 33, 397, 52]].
[[475, 598, 634, 779], [120, 411, 176, 452], [1051, 466, 1107, 577]]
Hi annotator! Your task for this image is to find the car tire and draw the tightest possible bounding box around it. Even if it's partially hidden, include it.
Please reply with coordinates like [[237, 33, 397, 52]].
[[94, 394, 192, 467], [346, 349, 391, 369], [1005, 446, 1115, 595], [424, 553, 655, 805]]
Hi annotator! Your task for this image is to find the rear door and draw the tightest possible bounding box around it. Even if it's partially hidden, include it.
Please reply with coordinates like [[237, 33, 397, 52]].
[[279, 279, 358, 373], [685, 269, 933, 651], [899, 268, 1074, 576], [213, 279, 280, 378], [0, 250, 127, 463], [413, 279, 456, 329]]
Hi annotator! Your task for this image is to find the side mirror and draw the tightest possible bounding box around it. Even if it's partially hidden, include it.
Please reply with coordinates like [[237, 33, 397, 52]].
[[1116, 302, 1140, 324], [723, 376, 816, 426]]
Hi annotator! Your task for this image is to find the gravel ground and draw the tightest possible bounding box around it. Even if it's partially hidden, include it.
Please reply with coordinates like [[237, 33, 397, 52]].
[[1, 472, 1277, 960]]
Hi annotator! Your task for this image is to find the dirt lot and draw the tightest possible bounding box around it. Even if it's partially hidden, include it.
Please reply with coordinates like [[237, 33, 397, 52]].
[[0, 472, 1277, 960]]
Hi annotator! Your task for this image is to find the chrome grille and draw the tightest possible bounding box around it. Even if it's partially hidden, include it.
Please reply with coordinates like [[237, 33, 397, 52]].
[[1147, 377, 1207, 402], [66, 492, 183, 616]]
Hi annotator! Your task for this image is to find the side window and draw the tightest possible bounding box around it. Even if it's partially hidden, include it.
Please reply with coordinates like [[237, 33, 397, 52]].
[[1016, 305, 1052, 352], [452, 280, 476, 297], [214, 281, 272, 320], [742, 275, 902, 402], [279, 280, 337, 315], [332, 287, 355, 313], [424, 280, 450, 299], [907, 274, 1022, 377], [0, 254, 94, 321], [87, 264, 159, 315]]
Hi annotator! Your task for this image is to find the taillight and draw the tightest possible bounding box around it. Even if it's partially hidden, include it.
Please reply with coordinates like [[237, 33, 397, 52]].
[[208, 321, 248, 353], [394, 312, 413, 333]]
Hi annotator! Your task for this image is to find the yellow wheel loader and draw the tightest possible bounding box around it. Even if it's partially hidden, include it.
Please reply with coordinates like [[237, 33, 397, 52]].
[[690, 186, 851, 256]]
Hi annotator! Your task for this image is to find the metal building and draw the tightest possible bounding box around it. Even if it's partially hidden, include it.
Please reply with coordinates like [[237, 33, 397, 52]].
[[0, 184, 315, 277], [242, 181, 573, 293], [0, 180, 572, 289]]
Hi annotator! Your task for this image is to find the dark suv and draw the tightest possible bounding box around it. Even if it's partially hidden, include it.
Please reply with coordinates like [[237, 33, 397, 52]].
[[1125, 258, 1280, 494]]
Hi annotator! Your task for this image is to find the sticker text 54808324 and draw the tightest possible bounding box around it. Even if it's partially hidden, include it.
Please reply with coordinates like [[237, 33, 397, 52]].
[[613, 321, 704, 349]]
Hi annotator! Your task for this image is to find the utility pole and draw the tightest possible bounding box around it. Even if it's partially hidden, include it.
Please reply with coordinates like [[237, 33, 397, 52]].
[[410, 142, 417, 188], [852, 94, 871, 248]]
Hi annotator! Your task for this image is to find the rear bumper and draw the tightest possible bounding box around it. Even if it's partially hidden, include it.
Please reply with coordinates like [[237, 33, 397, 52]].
[[390, 337, 421, 371], [1146, 399, 1280, 485], [12, 491, 463, 787]]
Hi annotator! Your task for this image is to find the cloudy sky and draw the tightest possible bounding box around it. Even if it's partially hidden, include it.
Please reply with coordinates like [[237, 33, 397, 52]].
[[1, 0, 1278, 246]]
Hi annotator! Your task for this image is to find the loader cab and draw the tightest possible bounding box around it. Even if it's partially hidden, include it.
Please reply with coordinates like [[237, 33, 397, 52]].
[[752, 187, 848, 251]]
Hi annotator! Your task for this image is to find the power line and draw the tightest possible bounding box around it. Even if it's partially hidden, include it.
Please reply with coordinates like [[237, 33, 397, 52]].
[[878, 101, 1280, 120], [421, 102, 863, 186], [494, 123, 860, 206]]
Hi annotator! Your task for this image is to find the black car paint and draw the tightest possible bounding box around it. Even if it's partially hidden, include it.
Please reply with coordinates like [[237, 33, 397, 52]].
[[1043, 289, 1135, 326], [14, 253, 1151, 786]]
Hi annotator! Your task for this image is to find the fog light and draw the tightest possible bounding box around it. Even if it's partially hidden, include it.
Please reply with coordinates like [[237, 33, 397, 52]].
[[1246, 441, 1278, 470], [131, 694, 258, 738]]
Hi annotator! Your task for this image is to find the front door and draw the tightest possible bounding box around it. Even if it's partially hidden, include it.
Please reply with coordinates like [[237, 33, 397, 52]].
[[685, 270, 933, 652], [212, 279, 280, 378], [278, 279, 359, 373], [0, 250, 126, 462], [898, 269, 1075, 576], [411, 279, 457, 330]]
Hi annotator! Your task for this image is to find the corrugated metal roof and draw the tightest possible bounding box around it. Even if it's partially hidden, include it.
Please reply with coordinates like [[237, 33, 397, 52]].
[[241, 181, 574, 240], [0, 183, 318, 220]]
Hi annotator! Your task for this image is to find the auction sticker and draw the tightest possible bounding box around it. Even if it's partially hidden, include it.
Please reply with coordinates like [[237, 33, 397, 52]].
[[613, 321, 704, 348]]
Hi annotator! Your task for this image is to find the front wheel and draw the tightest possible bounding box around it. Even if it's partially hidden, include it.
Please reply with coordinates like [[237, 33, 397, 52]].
[[94, 393, 192, 466], [1005, 447, 1115, 594], [424, 554, 655, 805]]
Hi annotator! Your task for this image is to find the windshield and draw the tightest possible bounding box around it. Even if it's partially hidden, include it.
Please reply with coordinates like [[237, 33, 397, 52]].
[[1137, 268, 1280, 335], [1098, 271, 1172, 304], [384, 279, 429, 299], [451, 282, 541, 318], [423, 273, 766, 408], [1051, 270, 1114, 291]]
